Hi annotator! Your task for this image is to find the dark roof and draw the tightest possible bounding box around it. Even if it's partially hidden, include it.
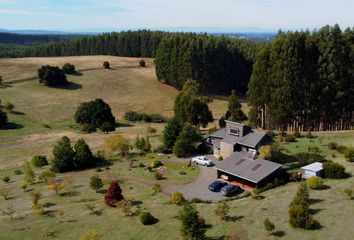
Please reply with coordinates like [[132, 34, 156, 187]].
[[214, 152, 282, 183], [207, 128, 266, 148]]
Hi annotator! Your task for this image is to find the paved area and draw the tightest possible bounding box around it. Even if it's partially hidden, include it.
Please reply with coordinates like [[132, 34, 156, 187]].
[[164, 155, 229, 202]]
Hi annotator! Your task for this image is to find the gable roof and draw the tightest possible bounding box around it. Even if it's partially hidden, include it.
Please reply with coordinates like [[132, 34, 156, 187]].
[[207, 128, 266, 148], [214, 152, 282, 183], [301, 162, 323, 172]]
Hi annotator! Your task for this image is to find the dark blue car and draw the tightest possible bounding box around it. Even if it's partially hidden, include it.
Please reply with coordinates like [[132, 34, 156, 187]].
[[220, 185, 241, 196], [208, 181, 227, 192]]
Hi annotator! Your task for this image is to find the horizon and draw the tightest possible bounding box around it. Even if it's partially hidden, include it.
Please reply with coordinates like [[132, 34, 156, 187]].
[[0, 0, 353, 32]]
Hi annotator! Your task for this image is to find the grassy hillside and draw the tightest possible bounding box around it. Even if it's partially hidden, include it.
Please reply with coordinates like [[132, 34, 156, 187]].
[[0, 56, 229, 168]]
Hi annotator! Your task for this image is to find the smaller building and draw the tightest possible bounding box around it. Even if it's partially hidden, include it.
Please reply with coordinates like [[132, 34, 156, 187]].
[[301, 162, 323, 179], [214, 152, 283, 191]]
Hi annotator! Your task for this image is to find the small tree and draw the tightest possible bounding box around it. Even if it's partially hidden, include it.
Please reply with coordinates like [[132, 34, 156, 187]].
[[38, 170, 56, 184], [31, 155, 48, 168], [264, 218, 275, 235], [90, 175, 103, 192], [1, 205, 16, 220], [214, 200, 230, 220], [178, 202, 206, 240], [62, 63, 76, 74], [56, 209, 65, 222], [152, 183, 162, 195], [104, 181, 124, 207], [139, 59, 146, 67], [30, 191, 42, 208], [139, 210, 157, 225], [51, 136, 75, 173], [24, 161, 35, 183], [103, 61, 110, 69], [48, 180, 65, 195], [225, 90, 247, 122], [170, 192, 185, 205], [104, 135, 130, 159], [162, 117, 183, 150], [74, 138, 95, 169], [4, 102, 14, 113], [85, 204, 96, 215], [0, 187, 11, 200], [2, 176, 10, 183]]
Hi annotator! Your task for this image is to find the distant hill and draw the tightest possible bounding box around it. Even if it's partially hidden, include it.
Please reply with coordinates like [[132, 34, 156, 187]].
[[0, 32, 86, 45]]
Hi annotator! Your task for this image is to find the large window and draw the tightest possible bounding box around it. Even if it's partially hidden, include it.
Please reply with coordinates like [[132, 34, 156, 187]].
[[230, 128, 240, 136]]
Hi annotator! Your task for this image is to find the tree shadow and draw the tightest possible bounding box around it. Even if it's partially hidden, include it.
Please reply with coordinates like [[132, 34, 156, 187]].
[[310, 220, 323, 230], [55, 81, 82, 90], [309, 208, 324, 215], [116, 122, 133, 128], [72, 72, 83, 76], [10, 111, 25, 116], [204, 224, 213, 229], [225, 215, 244, 222], [310, 198, 325, 204], [272, 230, 286, 237], [41, 210, 56, 217], [75, 198, 96, 203], [96, 189, 107, 194], [205, 236, 224, 240], [59, 191, 80, 197], [4, 122, 24, 130], [43, 202, 57, 208], [0, 84, 12, 89], [131, 200, 143, 206]]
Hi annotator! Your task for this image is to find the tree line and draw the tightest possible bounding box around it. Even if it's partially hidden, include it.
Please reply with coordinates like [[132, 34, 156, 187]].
[[0, 30, 167, 58], [155, 33, 262, 95], [0, 32, 82, 45], [248, 24, 354, 131]]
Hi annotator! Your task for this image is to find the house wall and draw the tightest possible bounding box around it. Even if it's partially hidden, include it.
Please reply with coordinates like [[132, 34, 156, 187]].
[[220, 141, 235, 159], [303, 170, 323, 179], [226, 121, 245, 137], [217, 170, 256, 191]]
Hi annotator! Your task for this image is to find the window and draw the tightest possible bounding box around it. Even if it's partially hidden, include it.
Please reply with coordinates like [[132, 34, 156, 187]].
[[229, 128, 240, 136]]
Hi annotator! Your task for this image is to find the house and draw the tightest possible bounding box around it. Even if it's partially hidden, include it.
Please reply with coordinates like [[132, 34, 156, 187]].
[[204, 120, 268, 159], [301, 162, 323, 179], [214, 152, 283, 191]]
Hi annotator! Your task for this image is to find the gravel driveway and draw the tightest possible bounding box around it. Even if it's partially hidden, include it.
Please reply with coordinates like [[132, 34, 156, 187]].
[[164, 155, 229, 202]]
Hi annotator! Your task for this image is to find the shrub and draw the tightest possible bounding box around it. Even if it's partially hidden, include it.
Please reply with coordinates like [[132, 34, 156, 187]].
[[305, 131, 315, 138], [344, 147, 354, 162], [62, 63, 76, 74], [152, 183, 162, 195], [306, 176, 324, 189], [139, 59, 146, 67], [4, 102, 14, 112], [80, 123, 97, 133], [38, 170, 56, 184], [218, 156, 223, 161], [154, 171, 164, 180], [266, 130, 276, 138], [24, 161, 35, 183], [138, 162, 146, 168], [323, 161, 346, 179], [103, 61, 110, 69], [336, 145, 347, 154], [99, 121, 115, 133], [146, 126, 157, 134], [285, 134, 296, 142], [139, 211, 157, 225], [150, 160, 162, 168], [296, 152, 323, 167], [264, 218, 275, 235], [327, 142, 338, 150], [2, 176, 10, 183], [308, 146, 320, 153], [38, 65, 67, 86], [170, 192, 185, 205], [294, 130, 302, 138], [75, 99, 115, 129], [79, 229, 103, 240], [344, 188, 353, 200], [104, 181, 124, 206], [214, 200, 230, 220], [123, 111, 165, 123], [31, 155, 48, 168], [14, 169, 23, 175], [90, 176, 103, 192]]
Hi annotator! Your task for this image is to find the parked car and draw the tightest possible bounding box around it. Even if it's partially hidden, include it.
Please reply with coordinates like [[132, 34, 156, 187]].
[[192, 156, 214, 166], [208, 181, 227, 192], [220, 184, 241, 196]]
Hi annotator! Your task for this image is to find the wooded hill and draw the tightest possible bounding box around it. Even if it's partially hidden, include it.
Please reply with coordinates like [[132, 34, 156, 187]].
[[0, 32, 82, 45], [248, 25, 354, 131]]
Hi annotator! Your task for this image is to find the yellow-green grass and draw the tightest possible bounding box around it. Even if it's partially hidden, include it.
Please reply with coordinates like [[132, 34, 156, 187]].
[[0, 154, 353, 240], [0, 56, 229, 168]]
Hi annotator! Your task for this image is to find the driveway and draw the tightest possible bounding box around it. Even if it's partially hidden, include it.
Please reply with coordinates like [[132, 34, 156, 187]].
[[164, 155, 229, 202]]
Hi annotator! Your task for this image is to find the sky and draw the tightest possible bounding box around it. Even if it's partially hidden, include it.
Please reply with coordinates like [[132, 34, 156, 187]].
[[0, 0, 353, 32]]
